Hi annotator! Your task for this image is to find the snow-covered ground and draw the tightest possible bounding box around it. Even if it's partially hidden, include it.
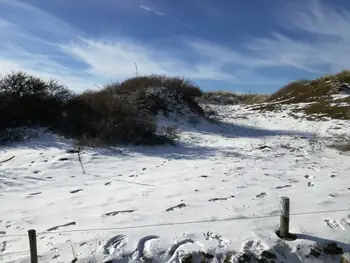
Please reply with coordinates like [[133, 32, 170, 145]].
[[0, 104, 349, 263]]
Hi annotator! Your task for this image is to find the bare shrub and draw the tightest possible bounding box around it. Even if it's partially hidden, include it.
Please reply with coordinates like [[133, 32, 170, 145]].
[[333, 141, 350, 152], [330, 133, 350, 153]]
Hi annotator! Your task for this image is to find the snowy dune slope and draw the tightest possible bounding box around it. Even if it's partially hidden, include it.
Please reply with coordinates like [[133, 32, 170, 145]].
[[0, 104, 350, 263]]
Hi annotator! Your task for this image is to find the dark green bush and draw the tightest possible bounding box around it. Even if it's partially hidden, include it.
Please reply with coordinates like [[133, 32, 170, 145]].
[[0, 72, 204, 146], [60, 89, 163, 145], [0, 71, 73, 129], [108, 74, 203, 98]]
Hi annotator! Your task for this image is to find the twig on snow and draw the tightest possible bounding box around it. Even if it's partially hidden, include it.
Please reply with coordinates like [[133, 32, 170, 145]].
[[0, 156, 15, 164], [77, 147, 86, 174]]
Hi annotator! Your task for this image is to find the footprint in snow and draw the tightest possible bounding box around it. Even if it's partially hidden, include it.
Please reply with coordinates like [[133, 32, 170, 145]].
[[128, 235, 160, 261], [341, 219, 350, 227], [275, 185, 293, 189], [256, 192, 267, 198], [165, 239, 195, 260], [103, 210, 135, 217], [102, 234, 127, 255], [324, 219, 345, 230], [165, 203, 187, 212], [29, 192, 42, 196], [288, 178, 299, 183], [308, 182, 315, 187], [70, 189, 83, 194], [0, 241, 7, 253], [209, 195, 235, 202], [46, 221, 76, 231]]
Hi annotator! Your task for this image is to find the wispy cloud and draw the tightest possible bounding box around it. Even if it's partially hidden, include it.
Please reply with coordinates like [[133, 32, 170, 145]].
[[139, 4, 194, 28], [0, 0, 236, 91], [0, 0, 77, 39], [139, 5, 166, 17], [0, 0, 350, 93], [246, 0, 350, 74], [59, 37, 236, 82]]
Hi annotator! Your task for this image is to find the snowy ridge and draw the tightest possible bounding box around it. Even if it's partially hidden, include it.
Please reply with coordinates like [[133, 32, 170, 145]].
[[0, 104, 350, 263]]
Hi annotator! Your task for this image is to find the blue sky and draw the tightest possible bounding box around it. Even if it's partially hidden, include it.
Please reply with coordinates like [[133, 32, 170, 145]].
[[1, 0, 350, 93]]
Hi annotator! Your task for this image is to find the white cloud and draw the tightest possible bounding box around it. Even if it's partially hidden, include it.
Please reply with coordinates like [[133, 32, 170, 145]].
[[1, 0, 350, 93], [138, 4, 194, 28], [0, 46, 99, 91], [59, 37, 236, 82], [0, 0, 77, 39], [247, 0, 350, 74], [139, 5, 166, 17], [282, 0, 350, 37], [0, 0, 240, 91]]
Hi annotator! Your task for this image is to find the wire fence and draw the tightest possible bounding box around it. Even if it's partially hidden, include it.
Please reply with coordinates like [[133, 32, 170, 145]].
[[0, 205, 350, 259], [0, 251, 30, 257], [1, 207, 350, 239], [1, 206, 349, 245]]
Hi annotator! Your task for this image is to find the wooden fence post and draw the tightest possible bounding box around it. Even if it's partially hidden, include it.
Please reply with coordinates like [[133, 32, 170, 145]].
[[280, 197, 290, 238], [28, 229, 38, 263]]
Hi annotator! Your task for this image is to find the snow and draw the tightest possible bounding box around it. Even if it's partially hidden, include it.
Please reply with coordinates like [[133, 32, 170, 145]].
[[330, 102, 350, 107], [330, 94, 350, 100], [0, 104, 350, 263]]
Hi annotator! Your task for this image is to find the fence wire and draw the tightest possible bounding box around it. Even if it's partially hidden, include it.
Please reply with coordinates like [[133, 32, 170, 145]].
[[1, 207, 349, 238]]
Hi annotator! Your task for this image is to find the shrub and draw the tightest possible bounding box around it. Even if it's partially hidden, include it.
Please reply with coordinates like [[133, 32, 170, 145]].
[[104, 76, 205, 117], [59, 88, 169, 145], [268, 80, 332, 103], [334, 70, 350, 84], [304, 101, 350, 120], [0, 72, 205, 146], [110, 74, 203, 98], [333, 141, 350, 152], [240, 94, 269, 104], [268, 70, 350, 104], [200, 91, 269, 105], [0, 72, 74, 130]]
